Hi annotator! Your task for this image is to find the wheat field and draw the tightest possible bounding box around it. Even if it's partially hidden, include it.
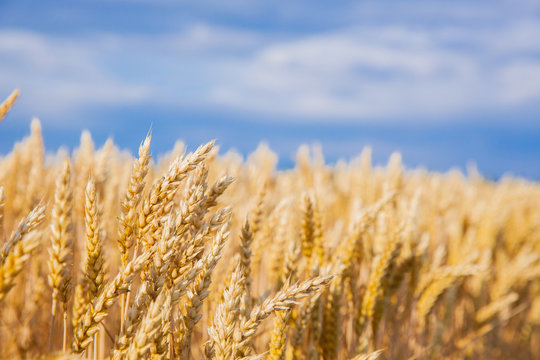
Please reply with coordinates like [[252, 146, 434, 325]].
[[0, 90, 539, 359]]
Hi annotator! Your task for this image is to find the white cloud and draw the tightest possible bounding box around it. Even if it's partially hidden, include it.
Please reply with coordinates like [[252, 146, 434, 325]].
[[0, 30, 152, 125], [208, 22, 540, 121], [1, 18, 540, 125], [499, 61, 540, 104], [0, 24, 265, 125]]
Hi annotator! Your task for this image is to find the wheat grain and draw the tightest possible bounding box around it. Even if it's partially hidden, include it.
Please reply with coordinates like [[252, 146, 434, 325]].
[[84, 176, 106, 301], [118, 133, 151, 266], [48, 158, 73, 313]]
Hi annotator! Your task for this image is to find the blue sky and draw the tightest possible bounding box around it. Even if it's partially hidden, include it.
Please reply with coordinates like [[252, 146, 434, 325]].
[[1, 0, 539, 178]]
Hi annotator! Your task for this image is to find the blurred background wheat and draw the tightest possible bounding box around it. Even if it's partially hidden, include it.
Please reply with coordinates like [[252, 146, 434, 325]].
[[1, 93, 540, 359]]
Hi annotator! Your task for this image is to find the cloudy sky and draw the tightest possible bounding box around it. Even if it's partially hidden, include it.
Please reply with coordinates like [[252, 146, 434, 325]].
[[1, 0, 539, 178]]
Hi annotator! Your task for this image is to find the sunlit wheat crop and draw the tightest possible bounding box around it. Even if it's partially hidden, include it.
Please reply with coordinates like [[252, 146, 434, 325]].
[[0, 91, 539, 359]]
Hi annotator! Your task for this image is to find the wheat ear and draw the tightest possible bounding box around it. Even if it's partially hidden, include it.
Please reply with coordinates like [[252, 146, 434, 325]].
[[267, 309, 291, 360], [0, 186, 5, 236], [207, 261, 245, 360], [0, 204, 45, 301], [342, 192, 395, 309], [475, 292, 519, 324], [48, 158, 73, 351], [83, 176, 107, 356], [72, 283, 87, 333], [118, 133, 151, 266], [112, 281, 151, 360], [118, 134, 151, 333], [1, 202, 46, 265], [125, 289, 172, 360], [234, 275, 333, 358], [205, 176, 234, 209], [0, 88, 19, 123], [176, 223, 230, 359], [138, 141, 214, 250], [239, 219, 254, 316], [48, 158, 73, 311], [300, 193, 316, 266], [84, 176, 106, 300], [357, 229, 402, 339], [351, 349, 384, 360], [417, 265, 484, 330], [321, 279, 343, 360], [72, 250, 153, 353], [290, 289, 322, 360]]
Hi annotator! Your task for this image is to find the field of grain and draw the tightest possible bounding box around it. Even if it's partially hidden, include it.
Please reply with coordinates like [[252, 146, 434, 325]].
[[1, 91, 539, 359]]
